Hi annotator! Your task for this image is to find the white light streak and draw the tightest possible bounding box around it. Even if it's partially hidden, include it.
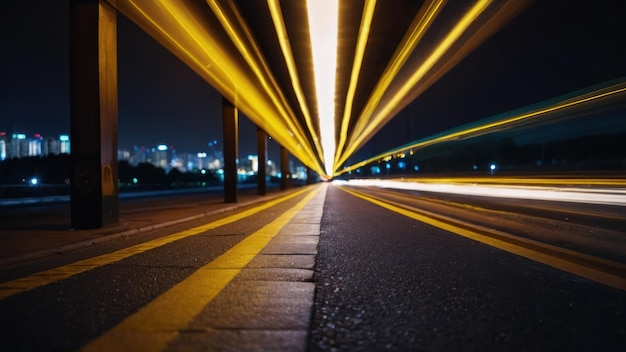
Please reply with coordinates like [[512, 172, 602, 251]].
[[307, 0, 339, 176], [339, 179, 626, 206]]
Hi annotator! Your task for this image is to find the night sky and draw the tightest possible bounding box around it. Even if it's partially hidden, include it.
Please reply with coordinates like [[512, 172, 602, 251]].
[[1, 1, 625, 165]]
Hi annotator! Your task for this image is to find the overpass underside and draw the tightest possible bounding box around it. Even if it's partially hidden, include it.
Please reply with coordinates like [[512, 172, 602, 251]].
[[67, 0, 528, 228]]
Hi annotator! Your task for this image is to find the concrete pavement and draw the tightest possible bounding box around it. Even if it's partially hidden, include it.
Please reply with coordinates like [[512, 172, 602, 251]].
[[0, 187, 296, 267]]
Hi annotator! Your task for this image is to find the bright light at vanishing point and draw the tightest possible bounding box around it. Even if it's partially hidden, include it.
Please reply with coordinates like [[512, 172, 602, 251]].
[[307, 0, 339, 176]]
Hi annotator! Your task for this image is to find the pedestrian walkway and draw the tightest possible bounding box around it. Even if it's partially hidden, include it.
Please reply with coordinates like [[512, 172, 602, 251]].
[[82, 183, 327, 351], [0, 186, 299, 267]]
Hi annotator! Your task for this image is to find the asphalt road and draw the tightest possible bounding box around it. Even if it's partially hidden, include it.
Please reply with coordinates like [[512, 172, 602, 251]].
[[309, 185, 625, 350], [0, 183, 624, 351]]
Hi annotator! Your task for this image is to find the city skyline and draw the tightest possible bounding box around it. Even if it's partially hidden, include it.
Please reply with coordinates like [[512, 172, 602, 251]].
[[0, 130, 305, 183]]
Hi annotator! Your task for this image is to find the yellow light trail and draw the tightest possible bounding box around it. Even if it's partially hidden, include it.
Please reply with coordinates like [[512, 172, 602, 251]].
[[336, 81, 626, 176], [335, 0, 446, 170], [114, 0, 527, 178], [206, 0, 320, 173], [116, 1, 326, 177], [268, 0, 324, 171], [336, 0, 493, 171], [334, 0, 378, 171]]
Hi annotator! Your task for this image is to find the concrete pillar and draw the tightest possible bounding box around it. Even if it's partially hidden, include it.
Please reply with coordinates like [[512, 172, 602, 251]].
[[306, 167, 314, 185], [280, 146, 289, 190], [256, 127, 267, 196], [222, 98, 238, 203], [69, 0, 119, 229]]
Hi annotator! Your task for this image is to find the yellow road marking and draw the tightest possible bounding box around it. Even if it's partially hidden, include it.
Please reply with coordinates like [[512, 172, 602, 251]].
[[81, 184, 321, 351], [339, 185, 626, 291], [0, 187, 314, 300]]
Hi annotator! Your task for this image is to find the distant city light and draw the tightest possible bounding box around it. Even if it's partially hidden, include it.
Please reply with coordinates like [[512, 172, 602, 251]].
[[490, 163, 496, 171], [29, 177, 38, 185], [14, 134, 26, 140], [132, 177, 138, 184], [197, 152, 207, 158], [157, 144, 168, 151], [60, 135, 70, 141]]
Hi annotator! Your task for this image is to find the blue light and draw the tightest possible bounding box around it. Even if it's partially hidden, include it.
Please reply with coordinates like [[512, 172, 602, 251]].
[[30, 177, 38, 185]]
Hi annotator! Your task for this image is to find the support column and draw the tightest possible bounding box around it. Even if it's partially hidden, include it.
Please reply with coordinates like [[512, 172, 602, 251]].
[[280, 145, 290, 190], [69, 0, 119, 229], [306, 167, 314, 185], [256, 127, 267, 196], [223, 98, 238, 203]]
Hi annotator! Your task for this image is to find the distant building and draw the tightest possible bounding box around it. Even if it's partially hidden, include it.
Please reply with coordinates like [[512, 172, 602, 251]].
[[0, 130, 249, 177], [172, 152, 195, 172], [118, 148, 130, 161], [59, 135, 70, 154], [0, 132, 6, 160], [6, 133, 29, 159], [28, 134, 43, 156], [267, 160, 278, 176], [129, 145, 147, 166], [242, 155, 258, 173], [44, 136, 60, 156], [0, 132, 70, 160], [151, 144, 175, 171]]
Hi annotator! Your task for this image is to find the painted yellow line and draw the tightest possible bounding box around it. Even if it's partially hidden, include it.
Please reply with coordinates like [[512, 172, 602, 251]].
[[338, 185, 626, 291], [0, 187, 314, 301], [81, 184, 321, 352]]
